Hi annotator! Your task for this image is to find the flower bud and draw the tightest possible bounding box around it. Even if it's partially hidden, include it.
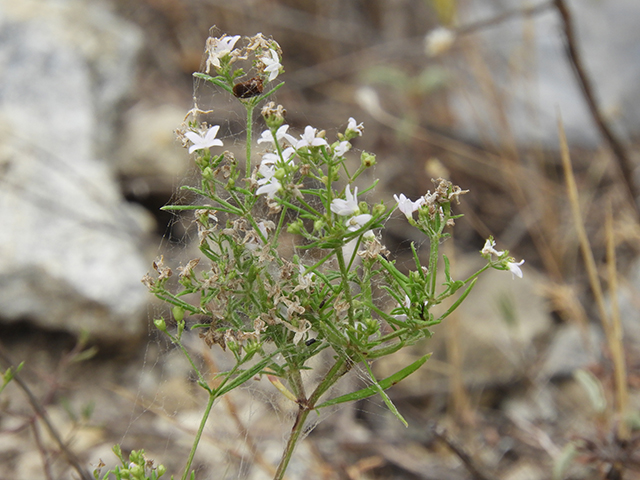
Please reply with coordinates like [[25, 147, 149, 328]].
[[153, 318, 167, 333], [172, 306, 185, 322], [372, 203, 386, 216], [361, 152, 376, 168], [287, 219, 304, 234], [202, 166, 214, 181]]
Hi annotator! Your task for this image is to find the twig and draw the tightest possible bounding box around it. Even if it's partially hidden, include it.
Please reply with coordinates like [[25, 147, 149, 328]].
[[0, 342, 93, 480], [554, 0, 639, 218], [457, 0, 554, 36], [430, 423, 493, 480]]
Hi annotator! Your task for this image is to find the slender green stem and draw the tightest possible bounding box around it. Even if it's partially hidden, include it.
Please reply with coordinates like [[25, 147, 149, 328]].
[[245, 104, 254, 178], [181, 391, 217, 480]]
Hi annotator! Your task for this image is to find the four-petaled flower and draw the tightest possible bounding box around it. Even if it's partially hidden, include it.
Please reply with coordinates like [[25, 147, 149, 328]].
[[185, 125, 224, 154], [256, 164, 282, 199], [347, 117, 364, 136], [260, 49, 282, 82], [206, 35, 241, 71], [394, 193, 425, 220], [331, 185, 359, 216], [257, 125, 296, 146], [261, 147, 295, 167], [296, 126, 328, 149], [334, 141, 351, 157]]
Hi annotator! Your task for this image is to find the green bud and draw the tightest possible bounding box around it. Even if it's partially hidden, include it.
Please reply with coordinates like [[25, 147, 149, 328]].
[[358, 201, 369, 214], [274, 167, 286, 180], [372, 203, 386, 216], [361, 152, 376, 167], [364, 317, 380, 334], [153, 318, 167, 333], [321, 175, 329, 185], [227, 178, 235, 189], [172, 306, 185, 323], [202, 166, 214, 181], [287, 219, 304, 235], [157, 464, 167, 477], [313, 218, 325, 232]]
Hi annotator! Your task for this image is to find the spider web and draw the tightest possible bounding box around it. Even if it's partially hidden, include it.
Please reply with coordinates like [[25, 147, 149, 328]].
[[118, 29, 422, 480]]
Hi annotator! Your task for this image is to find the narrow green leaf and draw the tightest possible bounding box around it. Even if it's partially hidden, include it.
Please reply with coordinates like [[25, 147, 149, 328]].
[[315, 353, 431, 409]]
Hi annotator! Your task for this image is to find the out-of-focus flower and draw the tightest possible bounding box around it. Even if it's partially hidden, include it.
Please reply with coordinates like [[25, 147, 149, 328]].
[[507, 259, 525, 279], [261, 147, 295, 167], [184, 125, 224, 153], [424, 27, 455, 57]]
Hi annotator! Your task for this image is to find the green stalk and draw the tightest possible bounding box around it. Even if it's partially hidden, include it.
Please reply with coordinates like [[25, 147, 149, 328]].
[[245, 104, 254, 180], [181, 391, 217, 480]]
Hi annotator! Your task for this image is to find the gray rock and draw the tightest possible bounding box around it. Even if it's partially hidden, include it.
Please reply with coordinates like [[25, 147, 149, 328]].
[[0, 0, 150, 341], [451, 0, 640, 147]]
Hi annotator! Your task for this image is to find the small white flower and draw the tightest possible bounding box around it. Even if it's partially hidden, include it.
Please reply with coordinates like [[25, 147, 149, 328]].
[[256, 177, 282, 199], [393, 193, 426, 220], [257, 125, 297, 146], [347, 117, 364, 136], [206, 35, 241, 71], [260, 147, 295, 167], [331, 185, 359, 216], [424, 27, 455, 57], [507, 259, 525, 279], [296, 125, 328, 149], [346, 213, 372, 232], [334, 141, 351, 157], [481, 238, 504, 257], [184, 125, 224, 153], [260, 48, 282, 82]]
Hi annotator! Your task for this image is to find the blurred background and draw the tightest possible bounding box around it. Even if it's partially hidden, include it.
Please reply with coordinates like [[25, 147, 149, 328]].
[[2, 0, 640, 478]]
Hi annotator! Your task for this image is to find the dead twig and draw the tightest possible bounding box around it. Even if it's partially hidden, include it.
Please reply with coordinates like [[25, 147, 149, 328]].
[[430, 423, 493, 480], [0, 342, 93, 480], [554, 0, 639, 219]]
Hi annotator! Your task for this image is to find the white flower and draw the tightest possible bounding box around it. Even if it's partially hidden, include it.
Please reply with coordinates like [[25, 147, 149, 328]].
[[424, 27, 455, 57], [206, 35, 241, 71], [347, 117, 364, 136], [257, 125, 297, 146], [296, 125, 328, 149], [346, 213, 372, 232], [261, 147, 295, 167], [334, 141, 351, 157], [260, 49, 282, 82], [393, 193, 426, 220], [256, 177, 282, 199], [507, 259, 525, 279], [331, 185, 359, 216], [184, 125, 224, 153], [481, 238, 504, 257]]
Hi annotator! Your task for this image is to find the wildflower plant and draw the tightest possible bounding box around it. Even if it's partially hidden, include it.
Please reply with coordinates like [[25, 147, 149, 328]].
[[129, 31, 524, 480]]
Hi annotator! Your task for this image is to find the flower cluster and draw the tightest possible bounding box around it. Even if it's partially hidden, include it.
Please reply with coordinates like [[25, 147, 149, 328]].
[[135, 31, 525, 480]]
